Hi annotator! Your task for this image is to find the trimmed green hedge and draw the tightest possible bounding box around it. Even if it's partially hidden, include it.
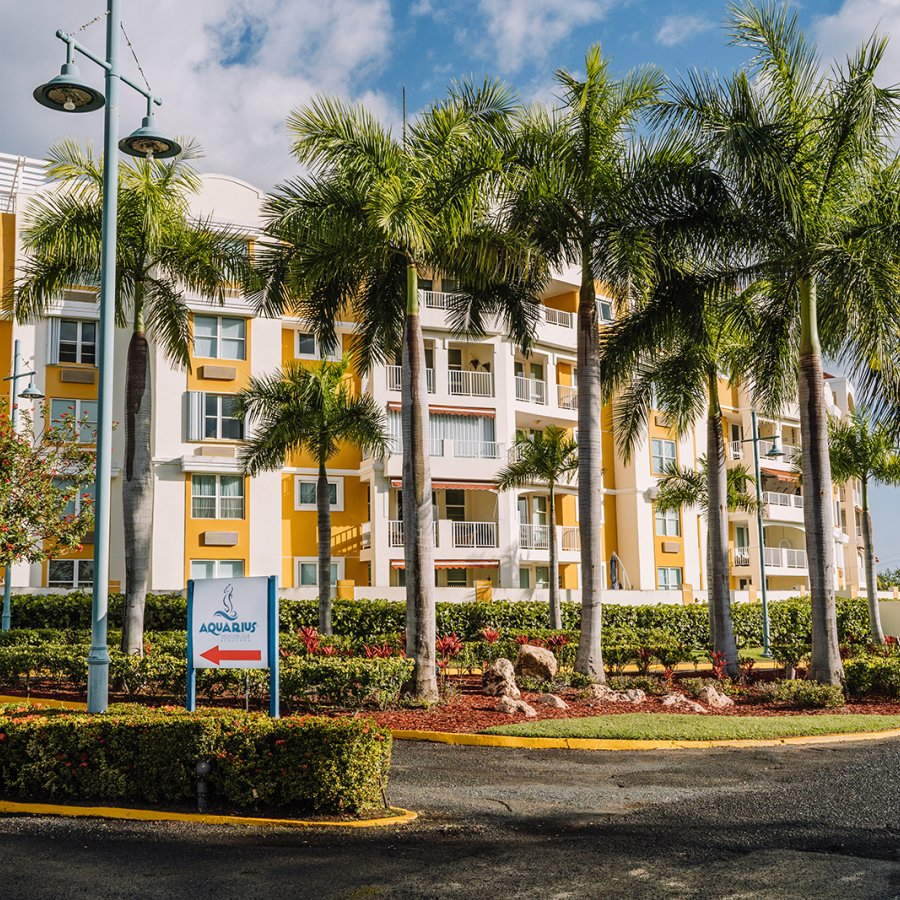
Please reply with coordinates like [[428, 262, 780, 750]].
[[844, 656, 900, 698], [0, 705, 391, 812]]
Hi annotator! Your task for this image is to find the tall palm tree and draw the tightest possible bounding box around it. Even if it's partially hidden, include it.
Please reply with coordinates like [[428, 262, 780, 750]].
[[235, 359, 388, 634], [496, 426, 578, 629], [828, 410, 900, 644], [505, 46, 670, 681], [11, 140, 248, 654], [249, 82, 544, 700], [658, 2, 900, 683]]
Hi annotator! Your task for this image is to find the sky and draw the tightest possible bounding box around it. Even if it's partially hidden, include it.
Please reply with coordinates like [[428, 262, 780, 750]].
[[2, 0, 900, 570]]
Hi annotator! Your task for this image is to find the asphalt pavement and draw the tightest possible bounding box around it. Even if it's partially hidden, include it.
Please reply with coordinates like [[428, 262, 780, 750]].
[[0, 737, 898, 899]]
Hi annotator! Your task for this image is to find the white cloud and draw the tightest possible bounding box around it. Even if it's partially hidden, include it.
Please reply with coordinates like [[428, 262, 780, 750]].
[[476, 0, 617, 73], [655, 14, 715, 48], [0, 0, 396, 189], [813, 0, 900, 85]]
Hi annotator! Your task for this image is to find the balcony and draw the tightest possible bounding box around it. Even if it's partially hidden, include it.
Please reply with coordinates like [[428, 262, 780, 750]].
[[519, 523, 580, 556], [557, 384, 578, 410], [542, 307, 573, 328], [764, 546, 807, 570], [386, 365, 434, 393], [763, 491, 803, 509], [389, 438, 504, 461], [515, 376, 547, 405], [762, 491, 805, 524], [448, 369, 494, 398], [419, 289, 455, 309], [733, 547, 751, 567], [387, 519, 497, 549], [729, 441, 744, 460]]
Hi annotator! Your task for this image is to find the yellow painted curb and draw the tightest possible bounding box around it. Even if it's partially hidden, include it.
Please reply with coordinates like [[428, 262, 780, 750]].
[[391, 726, 900, 751], [0, 800, 417, 829], [0, 695, 86, 710]]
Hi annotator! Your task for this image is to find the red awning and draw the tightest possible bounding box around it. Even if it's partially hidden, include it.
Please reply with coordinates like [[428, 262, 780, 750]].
[[390, 559, 500, 569], [761, 467, 798, 483], [386, 402, 494, 417], [389, 479, 496, 491]]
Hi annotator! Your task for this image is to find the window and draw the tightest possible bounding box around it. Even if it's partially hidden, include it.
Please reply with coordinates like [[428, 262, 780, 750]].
[[53, 478, 94, 517], [597, 299, 614, 323], [518, 567, 530, 589], [191, 559, 245, 581], [296, 331, 341, 360], [296, 558, 343, 586], [57, 319, 96, 364], [50, 399, 98, 443], [446, 568, 467, 588], [295, 476, 343, 511], [48, 559, 93, 588], [657, 566, 683, 590], [535, 566, 550, 589], [418, 278, 434, 291], [193, 315, 246, 360], [655, 507, 680, 537], [203, 394, 243, 440], [651, 438, 676, 474], [444, 489, 466, 522], [448, 348, 462, 371], [191, 475, 245, 519], [441, 278, 459, 293]]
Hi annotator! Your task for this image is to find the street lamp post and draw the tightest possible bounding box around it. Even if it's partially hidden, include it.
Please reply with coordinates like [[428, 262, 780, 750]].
[[33, 0, 179, 713], [2, 339, 45, 631]]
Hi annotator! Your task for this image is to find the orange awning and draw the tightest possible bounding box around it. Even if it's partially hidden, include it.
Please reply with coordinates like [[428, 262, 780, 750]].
[[390, 559, 500, 569], [389, 479, 496, 491], [761, 467, 798, 483], [386, 402, 494, 417]]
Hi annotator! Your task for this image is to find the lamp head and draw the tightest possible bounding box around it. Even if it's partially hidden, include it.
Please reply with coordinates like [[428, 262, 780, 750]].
[[765, 434, 785, 459], [18, 379, 44, 401], [33, 63, 104, 113], [119, 115, 181, 160]]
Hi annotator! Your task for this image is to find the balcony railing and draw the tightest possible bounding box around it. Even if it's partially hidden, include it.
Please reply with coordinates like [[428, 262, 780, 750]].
[[764, 546, 807, 569], [763, 491, 803, 509], [388, 519, 438, 548], [557, 384, 578, 410], [514, 375, 546, 405], [419, 289, 456, 309], [389, 438, 503, 459], [452, 521, 498, 548], [543, 306, 573, 328], [386, 364, 434, 393], [729, 441, 744, 460], [519, 523, 550, 550], [733, 548, 751, 567], [560, 526, 580, 551], [361, 522, 371, 550], [448, 369, 494, 397]]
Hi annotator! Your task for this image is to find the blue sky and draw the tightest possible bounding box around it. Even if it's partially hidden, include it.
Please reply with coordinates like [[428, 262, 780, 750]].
[[2, 0, 899, 571]]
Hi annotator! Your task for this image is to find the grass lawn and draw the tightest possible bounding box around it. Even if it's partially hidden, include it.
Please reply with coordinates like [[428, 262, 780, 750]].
[[481, 713, 900, 741]]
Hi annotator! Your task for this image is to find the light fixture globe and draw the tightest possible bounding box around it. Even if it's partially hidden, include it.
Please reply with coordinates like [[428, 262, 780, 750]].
[[765, 434, 785, 459], [119, 115, 180, 160], [18, 379, 44, 401], [33, 63, 104, 113]]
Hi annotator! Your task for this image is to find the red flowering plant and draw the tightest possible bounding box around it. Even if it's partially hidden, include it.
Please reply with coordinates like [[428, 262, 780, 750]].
[[298, 626, 321, 656], [481, 627, 501, 665], [709, 650, 727, 681], [435, 633, 463, 686], [363, 642, 395, 659], [0, 401, 96, 571]]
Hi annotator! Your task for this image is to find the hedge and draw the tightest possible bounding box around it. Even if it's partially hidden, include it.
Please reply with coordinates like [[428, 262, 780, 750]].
[[844, 656, 900, 698], [0, 705, 391, 812]]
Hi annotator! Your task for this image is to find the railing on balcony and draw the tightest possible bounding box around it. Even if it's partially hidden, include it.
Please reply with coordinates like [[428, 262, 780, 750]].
[[448, 369, 494, 397], [452, 440, 503, 459], [388, 437, 445, 457], [361, 523, 371, 550], [763, 491, 803, 509], [733, 547, 751, 567], [557, 384, 578, 410], [514, 376, 546, 405], [780, 443, 800, 464], [729, 441, 744, 460], [519, 523, 550, 550], [388, 519, 437, 548], [386, 365, 434, 393], [764, 546, 807, 569], [560, 526, 580, 551], [452, 521, 498, 548], [418, 289, 456, 309], [543, 306, 574, 328]]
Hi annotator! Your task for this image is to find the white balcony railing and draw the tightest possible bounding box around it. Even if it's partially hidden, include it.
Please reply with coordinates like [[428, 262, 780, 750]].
[[515, 376, 546, 405], [452, 521, 498, 548], [419, 289, 455, 309], [519, 523, 550, 550], [763, 491, 803, 509], [386, 365, 434, 393], [387, 519, 438, 548], [560, 526, 580, 551], [361, 522, 371, 550], [543, 306, 574, 328], [733, 548, 751, 567], [729, 441, 744, 460], [390, 438, 502, 459], [557, 384, 578, 410], [448, 369, 494, 397], [764, 546, 807, 569]]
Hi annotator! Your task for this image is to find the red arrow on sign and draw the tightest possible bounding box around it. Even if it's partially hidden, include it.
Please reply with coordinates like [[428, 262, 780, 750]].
[[200, 645, 262, 666]]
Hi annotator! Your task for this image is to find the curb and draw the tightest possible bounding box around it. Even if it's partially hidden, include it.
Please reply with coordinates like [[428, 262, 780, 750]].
[[0, 695, 86, 710], [0, 800, 417, 829], [390, 726, 900, 751]]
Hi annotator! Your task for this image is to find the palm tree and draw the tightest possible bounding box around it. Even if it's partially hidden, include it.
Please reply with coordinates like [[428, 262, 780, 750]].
[[828, 410, 900, 644], [235, 359, 388, 634], [11, 140, 248, 655], [505, 46, 671, 681], [249, 82, 544, 700], [496, 426, 578, 629], [658, 2, 900, 683]]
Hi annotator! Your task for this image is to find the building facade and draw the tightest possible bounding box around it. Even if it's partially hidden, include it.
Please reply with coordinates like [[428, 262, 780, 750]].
[[0, 152, 870, 600]]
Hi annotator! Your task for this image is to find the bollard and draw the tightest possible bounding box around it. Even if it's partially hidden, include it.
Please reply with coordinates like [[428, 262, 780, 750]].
[[196, 760, 212, 813]]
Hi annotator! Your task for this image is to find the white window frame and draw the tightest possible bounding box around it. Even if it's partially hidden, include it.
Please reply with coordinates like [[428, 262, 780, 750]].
[[190, 559, 246, 581], [597, 298, 615, 323], [534, 565, 550, 589], [651, 438, 676, 475], [295, 556, 344, 587], [203, 394, 244, 441], [52, 477, 95, 517], [191, 474, 245, 520], [56, 318, 97, 365], [295, 330, 342, 361], [193, 314, 247, 361], [48, 558, 93, 589], [294, 476, 344, 511], [655, 507, 680, 537], [49, 398, 99, 443], [657, 566, 683, 590], [445, 568, 468, 588]]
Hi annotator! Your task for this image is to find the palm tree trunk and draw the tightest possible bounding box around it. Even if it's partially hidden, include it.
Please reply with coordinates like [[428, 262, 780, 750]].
[[121, 285, 152, 656], [401, 263, 438, 702], [316, 459, 333, 635], [798, 277, 843, 684], [548, 483, 561, 630], [574, 262, 605, 681], [860, 478, 885, 644], [706, 371, 738, 677]]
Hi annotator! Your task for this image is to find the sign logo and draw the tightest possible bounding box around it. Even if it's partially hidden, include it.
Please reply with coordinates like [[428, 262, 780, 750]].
[[213, 583, 239, 621]]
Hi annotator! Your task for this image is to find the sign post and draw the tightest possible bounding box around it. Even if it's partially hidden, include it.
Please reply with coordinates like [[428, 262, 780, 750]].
[[186, 575, 279, 717]]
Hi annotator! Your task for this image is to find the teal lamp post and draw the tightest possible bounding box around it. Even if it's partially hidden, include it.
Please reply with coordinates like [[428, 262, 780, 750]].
[[33, 0, 179, 713], [2, 340, 45, 631]]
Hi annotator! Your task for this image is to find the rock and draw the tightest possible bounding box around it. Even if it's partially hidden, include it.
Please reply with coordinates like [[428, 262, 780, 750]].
[[622, 688, 647, 704], [532, 693, 568, 710], [496, 695, 537, 717], [586, 684, 645, 705], [661, 692, 708, 714], [697, 685, 734, 708], [514, 644, 558, 681], [482, 658, 520, 699]]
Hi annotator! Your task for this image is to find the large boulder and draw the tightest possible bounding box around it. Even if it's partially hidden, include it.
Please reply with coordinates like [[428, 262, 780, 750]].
[[586, 684, 646, 705], [661, 693, 708, 714], [514, 644, 558, 681], [496, 695, 537, 717], [532, 693, 569, 710], [482, 658, 520, 699], [697, 685, 734, 709]]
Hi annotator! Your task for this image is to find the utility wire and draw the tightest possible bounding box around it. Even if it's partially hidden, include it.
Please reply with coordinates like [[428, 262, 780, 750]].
[[120, 21, 152, 93], [71, 12, 108, 35]]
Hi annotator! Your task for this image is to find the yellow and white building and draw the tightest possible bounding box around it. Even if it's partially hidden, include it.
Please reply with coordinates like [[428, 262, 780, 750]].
[[0, 151, 872, 602]]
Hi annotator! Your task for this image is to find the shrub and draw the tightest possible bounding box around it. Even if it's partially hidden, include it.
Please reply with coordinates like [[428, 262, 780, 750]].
[[844, 656, 900, 699], [757, 679, 845, 709], [607, 675, 667, 696], [281, 656, 413, 710], [680, 677, 722, 699], [0, 705, 390, 812]]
